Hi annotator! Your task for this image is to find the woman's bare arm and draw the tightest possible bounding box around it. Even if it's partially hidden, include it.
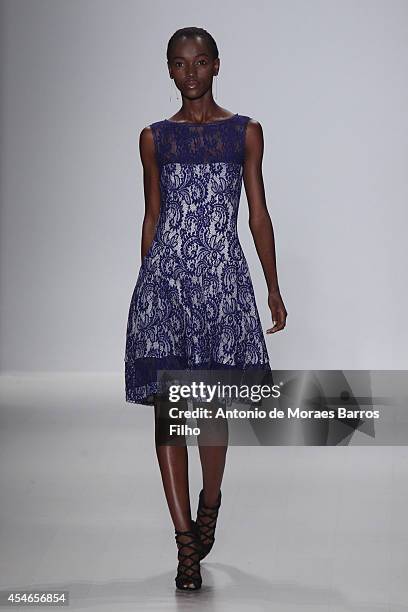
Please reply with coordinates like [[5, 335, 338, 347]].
[[139, 127, 161, 262], [243, 120, 287, 333]]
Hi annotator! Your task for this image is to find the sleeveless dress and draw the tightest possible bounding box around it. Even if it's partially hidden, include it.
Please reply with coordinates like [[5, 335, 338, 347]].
[[124, 113, 272, 406]]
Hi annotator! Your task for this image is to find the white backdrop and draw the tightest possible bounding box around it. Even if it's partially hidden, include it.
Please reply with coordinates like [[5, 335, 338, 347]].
[[1, 0, 407, 372]]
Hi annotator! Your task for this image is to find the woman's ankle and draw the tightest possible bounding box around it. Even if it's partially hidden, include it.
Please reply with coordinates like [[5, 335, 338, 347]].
[[202, 488, 221, 508]]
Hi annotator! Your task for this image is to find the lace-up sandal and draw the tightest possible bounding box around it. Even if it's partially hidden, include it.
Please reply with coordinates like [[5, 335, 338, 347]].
[[174, 523, 202, 591], [195, 488, 222, 560]]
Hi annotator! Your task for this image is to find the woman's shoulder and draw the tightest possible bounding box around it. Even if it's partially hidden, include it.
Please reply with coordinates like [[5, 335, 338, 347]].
[[243, 116, 264, 136], [148, 119, 167, 129], [138, 120, 166, 138], [239, 114, 262, 126], [139, 120, 166, 147], [234, 114, 264, 135]]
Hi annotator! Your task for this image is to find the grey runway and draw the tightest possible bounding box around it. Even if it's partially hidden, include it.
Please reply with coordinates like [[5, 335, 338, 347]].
[[0, 373, 407, 612]]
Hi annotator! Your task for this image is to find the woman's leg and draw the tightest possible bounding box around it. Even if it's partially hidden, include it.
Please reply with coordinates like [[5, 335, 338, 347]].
[[154, 392, 192, 531], [196, 399, 229, 506], [155, 392, 202, 590]]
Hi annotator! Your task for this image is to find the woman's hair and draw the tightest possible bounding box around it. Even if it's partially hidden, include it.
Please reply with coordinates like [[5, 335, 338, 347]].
[[167, 27, 219, 62]]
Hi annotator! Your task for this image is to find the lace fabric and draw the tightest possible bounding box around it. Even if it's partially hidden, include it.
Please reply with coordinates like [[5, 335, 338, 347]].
[[151, 114, 246, 167], [125, 114, 272, 406]]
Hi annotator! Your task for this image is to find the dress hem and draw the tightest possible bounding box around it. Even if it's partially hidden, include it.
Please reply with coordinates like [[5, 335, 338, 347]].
[[125, 356, 273, 407]]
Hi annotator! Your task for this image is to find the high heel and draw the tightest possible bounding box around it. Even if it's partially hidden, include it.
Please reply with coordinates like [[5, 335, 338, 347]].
[[174, 522, 202, 591], [195, 488, 222, 560]]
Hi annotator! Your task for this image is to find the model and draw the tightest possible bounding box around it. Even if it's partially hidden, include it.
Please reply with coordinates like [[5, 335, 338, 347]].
[[124, 26, 287, 591]]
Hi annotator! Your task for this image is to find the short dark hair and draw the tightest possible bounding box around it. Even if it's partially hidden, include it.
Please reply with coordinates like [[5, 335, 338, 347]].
[[167, 27, 219, 62]]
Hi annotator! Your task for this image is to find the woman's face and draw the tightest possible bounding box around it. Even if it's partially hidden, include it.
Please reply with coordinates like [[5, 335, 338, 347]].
[[168, 36, 219, 99]]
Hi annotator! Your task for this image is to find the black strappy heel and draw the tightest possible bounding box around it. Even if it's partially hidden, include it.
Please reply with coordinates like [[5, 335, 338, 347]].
[[174, 522, 202, 591], [195, 488, 222, 560]]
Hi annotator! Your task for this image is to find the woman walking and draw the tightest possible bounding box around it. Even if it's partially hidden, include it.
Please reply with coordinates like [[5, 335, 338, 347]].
[[124, 26, 287, 590]]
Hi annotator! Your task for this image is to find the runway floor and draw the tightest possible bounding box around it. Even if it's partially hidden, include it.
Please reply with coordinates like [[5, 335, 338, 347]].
[[0, 373, 407, 612]]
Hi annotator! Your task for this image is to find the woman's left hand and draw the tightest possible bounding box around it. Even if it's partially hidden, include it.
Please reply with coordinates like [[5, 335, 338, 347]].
[[266, 289, 287, 333]]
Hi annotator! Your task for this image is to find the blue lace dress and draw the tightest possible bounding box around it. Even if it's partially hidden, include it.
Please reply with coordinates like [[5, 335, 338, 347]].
[[125, 113, 271, 406]]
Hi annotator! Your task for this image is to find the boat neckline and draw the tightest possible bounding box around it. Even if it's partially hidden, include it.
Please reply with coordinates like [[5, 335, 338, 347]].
[[164, 113, 239, 126]]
